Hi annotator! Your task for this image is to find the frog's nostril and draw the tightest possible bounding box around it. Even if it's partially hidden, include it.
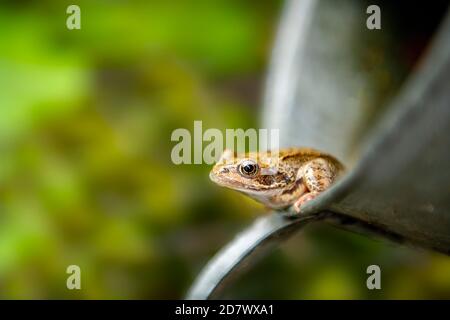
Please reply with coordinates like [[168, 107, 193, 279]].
[[220, 168, 229, 174]]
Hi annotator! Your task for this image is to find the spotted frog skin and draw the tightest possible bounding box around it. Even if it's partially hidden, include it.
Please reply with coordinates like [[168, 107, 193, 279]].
[[209, 148, 344, 214]]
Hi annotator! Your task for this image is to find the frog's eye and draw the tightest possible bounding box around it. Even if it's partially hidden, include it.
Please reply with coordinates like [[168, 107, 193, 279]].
[[238, 160, 259, 177]]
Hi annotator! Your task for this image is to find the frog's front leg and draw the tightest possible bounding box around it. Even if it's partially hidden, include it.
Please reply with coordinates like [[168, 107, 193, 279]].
[[293, 158, 335, 213]]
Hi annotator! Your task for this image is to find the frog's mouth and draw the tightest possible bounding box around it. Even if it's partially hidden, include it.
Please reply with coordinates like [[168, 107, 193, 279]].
[[209, 171, 279, 194]]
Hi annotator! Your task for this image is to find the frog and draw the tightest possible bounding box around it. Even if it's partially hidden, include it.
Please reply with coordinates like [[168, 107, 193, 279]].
[[209, 148, 344, 214]]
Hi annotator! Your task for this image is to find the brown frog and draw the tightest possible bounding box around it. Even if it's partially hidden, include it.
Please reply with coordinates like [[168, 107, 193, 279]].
[[209, 148, 344, 214]]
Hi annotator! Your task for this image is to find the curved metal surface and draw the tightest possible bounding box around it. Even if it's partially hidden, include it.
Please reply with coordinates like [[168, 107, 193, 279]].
[[187, 0, 450, 299], [263, 0, 409, 163], [186, 213, 319, 299], [263, 0, 450, 253]]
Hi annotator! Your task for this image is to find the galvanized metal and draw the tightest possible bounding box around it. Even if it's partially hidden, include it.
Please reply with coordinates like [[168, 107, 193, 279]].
[[187, 0, 450, 299]]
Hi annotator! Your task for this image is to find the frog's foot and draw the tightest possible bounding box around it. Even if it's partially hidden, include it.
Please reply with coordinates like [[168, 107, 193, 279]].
[[293, 192, 320, 213]]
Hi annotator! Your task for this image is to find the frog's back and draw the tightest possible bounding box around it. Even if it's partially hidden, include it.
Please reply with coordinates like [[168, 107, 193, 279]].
[[239, 147, 344, 173], [279, 147, 345, 173]]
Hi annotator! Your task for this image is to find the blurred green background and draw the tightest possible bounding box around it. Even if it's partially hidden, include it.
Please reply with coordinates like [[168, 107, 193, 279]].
[[0, 0, 449, 299]]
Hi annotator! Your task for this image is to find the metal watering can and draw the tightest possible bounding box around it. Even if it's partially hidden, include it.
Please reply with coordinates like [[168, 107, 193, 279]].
[[187, 0, 450, 299]]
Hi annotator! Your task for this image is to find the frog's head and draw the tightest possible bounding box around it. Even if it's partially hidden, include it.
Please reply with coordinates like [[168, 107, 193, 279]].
[[209, 149, 295, 197]]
